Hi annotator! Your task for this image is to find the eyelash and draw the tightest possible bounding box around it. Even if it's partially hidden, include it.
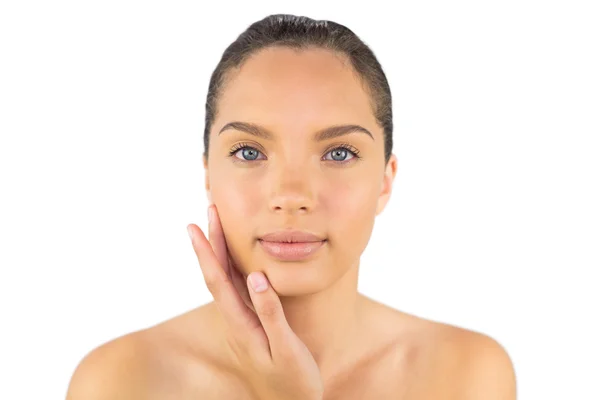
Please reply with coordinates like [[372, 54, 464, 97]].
[[227, 142, 362, 164]]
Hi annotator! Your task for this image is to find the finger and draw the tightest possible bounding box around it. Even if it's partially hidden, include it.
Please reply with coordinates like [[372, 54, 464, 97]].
[[246, 271, 293, 356], [187, 223, 259, 334], [208, 204, 254, 313], [207, 205, 232, 281], [230, 257, 255, 313]]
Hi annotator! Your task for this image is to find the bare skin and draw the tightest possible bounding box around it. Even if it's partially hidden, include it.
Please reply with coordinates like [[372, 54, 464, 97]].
[[66, 47, 516, 399], [65, 208, 515, 399], [66, 294, 503, 399]]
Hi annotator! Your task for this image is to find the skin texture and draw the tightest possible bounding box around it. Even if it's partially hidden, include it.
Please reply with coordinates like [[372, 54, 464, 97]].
[[65, 47, 517, 399], [202, 46, 397, 381]]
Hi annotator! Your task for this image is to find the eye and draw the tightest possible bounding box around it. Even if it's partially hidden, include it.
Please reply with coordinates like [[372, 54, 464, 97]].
[[323, 144, 361, 163], [228, 144, 266, 161], [227, 142, 361, 163]]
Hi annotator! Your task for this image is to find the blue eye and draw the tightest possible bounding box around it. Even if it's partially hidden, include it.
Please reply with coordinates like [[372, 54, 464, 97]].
[[231, 146, 264, 161], [228, 143, 361, 163], [324, 146, 359, 162]]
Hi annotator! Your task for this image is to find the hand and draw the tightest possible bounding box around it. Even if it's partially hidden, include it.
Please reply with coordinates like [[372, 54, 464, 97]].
[[187, 204, 324, 400]]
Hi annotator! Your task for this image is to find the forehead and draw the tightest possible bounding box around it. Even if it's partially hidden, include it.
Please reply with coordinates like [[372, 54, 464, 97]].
[[215, 47, 376, 130]]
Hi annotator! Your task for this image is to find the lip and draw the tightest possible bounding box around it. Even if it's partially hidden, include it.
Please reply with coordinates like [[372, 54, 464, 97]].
[[258, 239, 326, 261], [259, 230, 325, 243]]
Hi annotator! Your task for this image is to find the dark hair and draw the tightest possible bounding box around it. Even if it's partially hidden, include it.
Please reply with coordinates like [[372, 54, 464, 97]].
[[203, 14, 393, 166]]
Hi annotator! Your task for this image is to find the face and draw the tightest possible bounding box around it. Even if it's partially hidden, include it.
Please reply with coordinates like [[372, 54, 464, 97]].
[[203, 46, 397, 296]]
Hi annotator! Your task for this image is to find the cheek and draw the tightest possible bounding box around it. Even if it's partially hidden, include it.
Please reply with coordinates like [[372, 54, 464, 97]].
[[212, 177, 262, 251], [216, 177, 262, 217], [209, 178, 262, 272], [325, 178, 379, 239], [212, 169, 379, 240], [326, 177, 378, 215]]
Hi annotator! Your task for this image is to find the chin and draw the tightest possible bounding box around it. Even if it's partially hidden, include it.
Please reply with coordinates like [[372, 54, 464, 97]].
[[262, 263, 331, 297]]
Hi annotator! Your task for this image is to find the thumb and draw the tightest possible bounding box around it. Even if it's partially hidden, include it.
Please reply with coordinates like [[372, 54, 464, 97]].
[[246, 271, 292, 351]]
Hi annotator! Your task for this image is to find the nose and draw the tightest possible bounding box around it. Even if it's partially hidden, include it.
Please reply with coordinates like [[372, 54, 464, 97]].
[[267, 162, 316, 215]]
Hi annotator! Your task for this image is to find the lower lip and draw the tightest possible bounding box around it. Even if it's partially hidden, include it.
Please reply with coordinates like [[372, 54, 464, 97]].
[[258, 239, 326, 261]]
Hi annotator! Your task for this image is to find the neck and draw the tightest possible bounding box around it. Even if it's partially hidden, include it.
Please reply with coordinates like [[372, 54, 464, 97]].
[[211, 260, 369, 383], [278, 260, 366, 380]]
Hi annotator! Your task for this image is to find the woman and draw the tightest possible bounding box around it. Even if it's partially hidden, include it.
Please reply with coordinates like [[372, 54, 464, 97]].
[[67, 14, 516, 399]]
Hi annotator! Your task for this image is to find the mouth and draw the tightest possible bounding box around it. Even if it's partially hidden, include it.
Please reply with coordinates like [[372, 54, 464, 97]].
[[258, 230, 326, 243], [257, 238, 327, 261]]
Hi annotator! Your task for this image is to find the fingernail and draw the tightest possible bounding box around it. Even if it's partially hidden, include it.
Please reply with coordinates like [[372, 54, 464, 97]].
[[187, 226, 193, 240], [207, 206, 213, 224], [249, 272, 268, 293]]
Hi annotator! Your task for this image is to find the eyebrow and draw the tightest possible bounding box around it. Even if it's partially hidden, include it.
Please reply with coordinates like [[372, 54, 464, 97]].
[[217, 121, 374, 141]]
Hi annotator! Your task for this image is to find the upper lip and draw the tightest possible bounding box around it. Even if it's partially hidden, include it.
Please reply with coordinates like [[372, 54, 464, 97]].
[[259, 230, 326, 243]]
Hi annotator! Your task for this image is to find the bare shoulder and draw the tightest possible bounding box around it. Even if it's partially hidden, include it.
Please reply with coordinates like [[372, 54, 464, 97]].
[[65, 329, 161, 400], [360, 297, 516, 399], [66, 303, 239, 400], [450, 326, 517, 399], [398, 309, 516, 399]]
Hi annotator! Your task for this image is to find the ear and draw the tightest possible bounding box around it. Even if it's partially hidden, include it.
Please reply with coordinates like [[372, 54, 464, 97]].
[[376, 154, 398, 216], [203, 154, 212, 203]]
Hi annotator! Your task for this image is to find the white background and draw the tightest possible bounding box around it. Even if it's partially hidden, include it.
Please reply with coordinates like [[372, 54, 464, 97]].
[[1, 1, 598, 399]]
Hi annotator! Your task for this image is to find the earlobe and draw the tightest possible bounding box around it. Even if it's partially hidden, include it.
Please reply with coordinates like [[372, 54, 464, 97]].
[[375, 154, 398, 215], [376, 194, 389, 216], [204, 174, 211, 202], [375, 180, 390, 216], [203, 155, 211, 202]]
